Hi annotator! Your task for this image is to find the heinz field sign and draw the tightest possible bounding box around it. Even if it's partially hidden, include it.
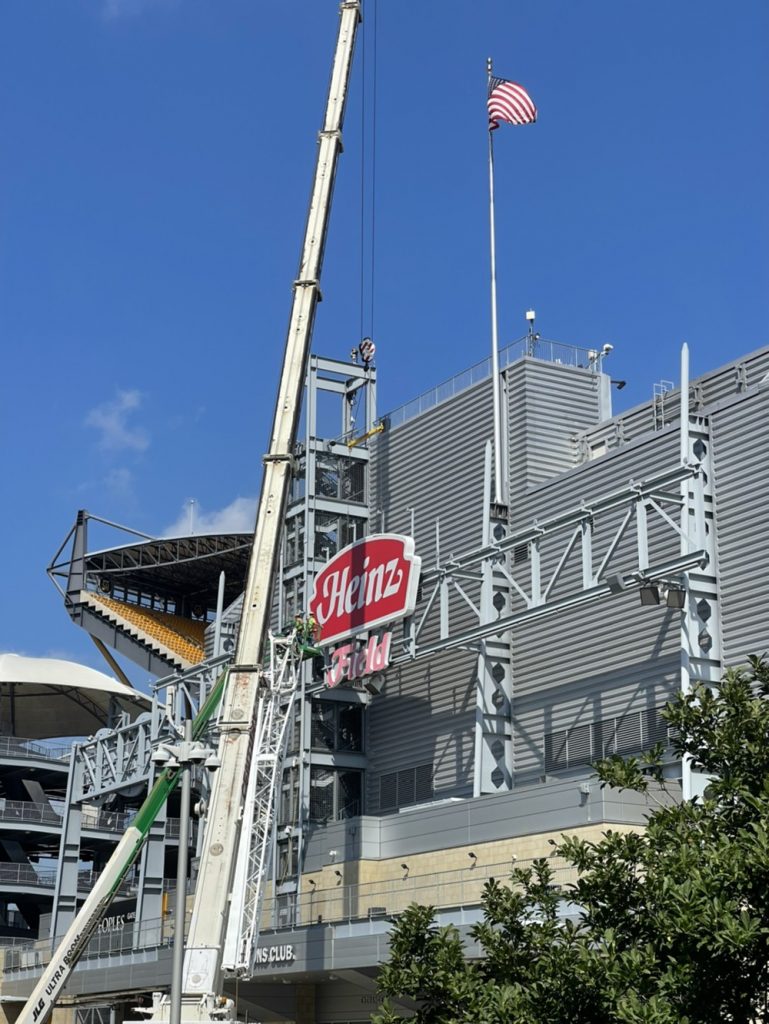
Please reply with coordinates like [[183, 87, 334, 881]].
[[309, 534, 421, 648]]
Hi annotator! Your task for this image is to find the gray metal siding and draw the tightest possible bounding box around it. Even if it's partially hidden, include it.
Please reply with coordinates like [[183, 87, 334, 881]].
[[367, 381, 494, 807], [373, 379, 493, 558], [506, 359, 602, 506], [368, 368, 684, 802], [581, 345, 769, 457], [711, 385, 769, 665], [508, 427, 682, 783], [367, 361, 607, 805]]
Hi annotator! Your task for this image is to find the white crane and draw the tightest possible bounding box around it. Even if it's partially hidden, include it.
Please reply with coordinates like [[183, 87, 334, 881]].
[[17, 4, 362, 1022]]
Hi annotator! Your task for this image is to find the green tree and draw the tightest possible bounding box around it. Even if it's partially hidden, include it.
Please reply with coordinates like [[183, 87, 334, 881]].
[[374, 657, 769, 1024]]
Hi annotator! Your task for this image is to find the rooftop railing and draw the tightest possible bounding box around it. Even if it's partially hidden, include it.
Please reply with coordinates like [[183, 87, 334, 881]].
[[0, 736, 71, 762], [384, 336, 604, 432]]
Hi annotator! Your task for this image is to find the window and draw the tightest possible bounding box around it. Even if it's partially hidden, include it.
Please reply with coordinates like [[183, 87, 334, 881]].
[[275, 892, 296, 928], [315, 455, 367, 504], [309, 766, 362, 822], [311, 700, 363, 753], [284, 516, 304, 567], [314, 512, 366, 560], [337, 770, 362, 820], [278, 767, 300, 826], [284, 701, 302, 756], [276, 837, 299, 882], [342, 461, 365, 503], [282, 578, 305, 628], [379, 763, 433, 812]]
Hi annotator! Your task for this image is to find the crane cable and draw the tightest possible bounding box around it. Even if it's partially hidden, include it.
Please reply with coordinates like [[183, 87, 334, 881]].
[[359, 0, 378, 345]]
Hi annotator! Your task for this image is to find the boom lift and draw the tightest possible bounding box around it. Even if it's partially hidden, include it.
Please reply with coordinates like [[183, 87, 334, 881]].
[[17, 3, 361, 1022]]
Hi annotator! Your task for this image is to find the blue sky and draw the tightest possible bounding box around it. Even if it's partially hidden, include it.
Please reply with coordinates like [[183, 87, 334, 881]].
[[1, 0, 767, 678]]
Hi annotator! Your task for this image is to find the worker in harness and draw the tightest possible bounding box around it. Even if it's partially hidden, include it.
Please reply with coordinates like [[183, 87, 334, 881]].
[[293, 613, 321, 652]]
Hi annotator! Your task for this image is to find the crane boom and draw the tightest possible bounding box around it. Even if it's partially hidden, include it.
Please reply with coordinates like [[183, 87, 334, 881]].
[[16, 5, 361, 1023], [177, 2, 362, 1017]]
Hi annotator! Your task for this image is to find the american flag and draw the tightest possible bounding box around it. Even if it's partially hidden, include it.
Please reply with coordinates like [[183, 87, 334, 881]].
[[488, 76, 537, 130]]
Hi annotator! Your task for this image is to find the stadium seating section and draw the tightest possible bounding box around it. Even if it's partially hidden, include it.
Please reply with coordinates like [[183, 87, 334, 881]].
[[82, 593, 206, 667]]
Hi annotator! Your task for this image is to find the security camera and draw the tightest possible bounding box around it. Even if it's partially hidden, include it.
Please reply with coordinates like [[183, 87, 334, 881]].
[[151, 747, 172, 766], [204, 753, 222, 773], [601, 343, 614, 356], [187, 747, 208, 765]]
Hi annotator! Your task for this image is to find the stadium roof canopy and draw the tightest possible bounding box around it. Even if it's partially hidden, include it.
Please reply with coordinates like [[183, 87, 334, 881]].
[[0, 654, 149, 740], [83, 533, 252, 609]]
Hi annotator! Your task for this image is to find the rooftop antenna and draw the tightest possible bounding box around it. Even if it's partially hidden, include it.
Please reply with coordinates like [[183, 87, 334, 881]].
[[525, 309, 539, 356], [188, 498, 196, 536]]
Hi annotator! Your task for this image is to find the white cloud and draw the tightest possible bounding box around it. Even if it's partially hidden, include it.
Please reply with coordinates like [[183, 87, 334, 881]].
[[85, 390, 150, 453], [164, 496, 257, 538]]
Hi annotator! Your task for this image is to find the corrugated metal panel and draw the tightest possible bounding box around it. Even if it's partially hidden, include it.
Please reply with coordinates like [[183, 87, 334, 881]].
[[507, 427, 682, 784], [711, 386, 769, 665], [372, 379, 492, 559], [367, 381, 494, 806], [367, 362, 608, 804], [512, 593, 680, 784], [512, 421, 680, 531], [366, 651, 477, 808], [506, 359, 602, 505], [580, 345, 769, 457], [368, 368, 686, 800]]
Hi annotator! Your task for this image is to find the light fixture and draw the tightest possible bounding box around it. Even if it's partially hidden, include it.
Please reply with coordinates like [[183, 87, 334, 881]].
[[611, 379, 627, 390], [605, 572, 626, 595], [665, 586, 686, 610], [307, 879, 316, 888], [400, 863, 409, 877], [639, 584, 661, 606], [468, 852, 477, 865]]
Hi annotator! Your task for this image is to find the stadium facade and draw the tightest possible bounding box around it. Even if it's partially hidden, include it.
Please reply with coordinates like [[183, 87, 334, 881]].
[[2, 338, 769, 1023]]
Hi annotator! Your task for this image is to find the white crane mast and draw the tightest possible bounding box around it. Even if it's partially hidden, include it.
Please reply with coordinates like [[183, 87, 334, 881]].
[[177, 2, 362, 1018]]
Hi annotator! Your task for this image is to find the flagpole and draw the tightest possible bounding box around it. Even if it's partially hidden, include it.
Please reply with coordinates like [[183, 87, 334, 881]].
[[487, 56, 504, 506]]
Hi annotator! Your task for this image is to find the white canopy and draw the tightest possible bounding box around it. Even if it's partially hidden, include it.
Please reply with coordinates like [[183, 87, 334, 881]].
[[0, 653, 149, 740]]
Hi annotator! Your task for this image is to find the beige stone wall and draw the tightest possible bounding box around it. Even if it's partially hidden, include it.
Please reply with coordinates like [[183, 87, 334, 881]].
[[286, 822, 641, 927]]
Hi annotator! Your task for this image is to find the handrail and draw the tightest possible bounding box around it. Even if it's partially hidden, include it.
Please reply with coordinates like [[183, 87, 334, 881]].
[[0, 801, 62, 826], [0, 736, 71, 762], [384, 336, 604, 432], [0, 799, 188, 839], [261, 855, 576, 930], [0, 856, 574, 978]]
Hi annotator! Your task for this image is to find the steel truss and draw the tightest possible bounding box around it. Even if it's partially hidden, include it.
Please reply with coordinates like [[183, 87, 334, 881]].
[[394, 460, 708, 665], [74, 656, 230, 802], [222, 635, 302, 976]]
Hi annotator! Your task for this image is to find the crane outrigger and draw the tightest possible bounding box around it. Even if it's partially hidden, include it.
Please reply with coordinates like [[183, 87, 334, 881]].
[[18, 3, 362, 1022]]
